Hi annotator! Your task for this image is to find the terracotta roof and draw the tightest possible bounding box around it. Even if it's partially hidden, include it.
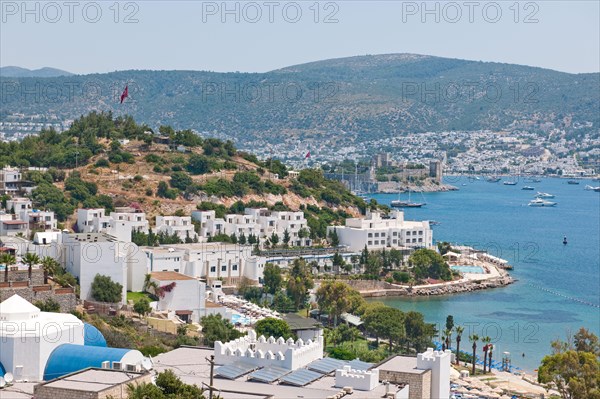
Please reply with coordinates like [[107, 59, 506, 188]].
[[150, 271, 194, 281], [2, 220, 27, 225]]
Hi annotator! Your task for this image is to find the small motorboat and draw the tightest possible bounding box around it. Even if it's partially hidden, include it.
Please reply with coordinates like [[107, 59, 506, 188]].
[[522, 186, 535, 190], [503, 181, 518, 186], [529, 198, 557, 207], [486, 177, 501, 183], [536, 192, 555, 199], [567, 180, 579, 185], [585, 185, 600, 192]]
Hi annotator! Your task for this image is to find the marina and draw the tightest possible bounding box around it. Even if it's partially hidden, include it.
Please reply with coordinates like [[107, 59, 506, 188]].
[[371, 176, 600, 372]]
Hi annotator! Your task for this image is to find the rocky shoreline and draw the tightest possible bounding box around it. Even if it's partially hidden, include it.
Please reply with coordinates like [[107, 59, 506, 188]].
[[338, 275, 514, 298]]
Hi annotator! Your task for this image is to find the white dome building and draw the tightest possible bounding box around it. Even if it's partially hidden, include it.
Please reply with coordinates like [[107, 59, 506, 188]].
[[0, 295, 85, 382]]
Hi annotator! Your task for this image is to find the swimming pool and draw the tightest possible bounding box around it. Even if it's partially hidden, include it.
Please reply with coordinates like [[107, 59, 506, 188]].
[[231, 313, 252, 326], [451, 265, 485, 274]]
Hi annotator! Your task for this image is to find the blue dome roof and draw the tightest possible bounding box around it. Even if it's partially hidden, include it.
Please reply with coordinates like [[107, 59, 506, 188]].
[[44, 344, 132, 381], [84, 323, 107, 347], [0, 361, 5, 377]]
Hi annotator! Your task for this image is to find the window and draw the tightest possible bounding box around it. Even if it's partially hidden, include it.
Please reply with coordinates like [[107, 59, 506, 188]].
[[393, 232, 398, 236], [374, 232, 379, 237], [210, 266, 216, 273], [418, 238, 423, 243], [368, 241, 372, 246], [221, 265, 227, 272], [232, 264, 238, 271], [392, 239, 397, 244], [368, 233, 373, 238], [419, 231, 423, 235], [381, 233, 386, 237], [412, 238, 417, 243]]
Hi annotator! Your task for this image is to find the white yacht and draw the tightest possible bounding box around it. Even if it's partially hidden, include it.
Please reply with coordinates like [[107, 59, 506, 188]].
[[536, 192, 555, 199], [529, 198, 557, 207]]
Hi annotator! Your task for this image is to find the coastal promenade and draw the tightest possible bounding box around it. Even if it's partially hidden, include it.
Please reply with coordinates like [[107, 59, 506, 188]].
[[341, 263, 513, 298]]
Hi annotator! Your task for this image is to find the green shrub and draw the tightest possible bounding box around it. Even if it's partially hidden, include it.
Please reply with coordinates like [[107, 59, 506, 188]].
[[94, 158, 110, 168]]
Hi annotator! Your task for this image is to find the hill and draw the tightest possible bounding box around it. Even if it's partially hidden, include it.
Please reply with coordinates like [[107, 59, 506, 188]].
[[0, 66, 74, 78], [6, 112, 370, 240], [0, 54, 598, 146]]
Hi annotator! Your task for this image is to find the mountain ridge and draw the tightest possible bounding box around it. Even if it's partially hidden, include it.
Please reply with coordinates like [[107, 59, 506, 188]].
[[0, 66, 74, 78], [1, 54, 598, 144]]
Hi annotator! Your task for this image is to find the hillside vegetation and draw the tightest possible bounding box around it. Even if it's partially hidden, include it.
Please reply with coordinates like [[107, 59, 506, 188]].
[[1, 54, 598, 145], [8, 112, 370, 238]]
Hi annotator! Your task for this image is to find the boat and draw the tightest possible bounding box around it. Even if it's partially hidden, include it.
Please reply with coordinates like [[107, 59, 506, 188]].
[[525, 176, 542, 183], [429, 220, 440, 226], [528, 198, 557, 207], [563, 236, 568, 245], [522, 186, 535, 190], [391, 177, 426, 208], [567, 180, 579, 185], [503, 181, 517, 185], [585, 185, 600, 192], [391, 200, 425, 208], [536, 192, 555, 199], [486, 177, 501, 183]]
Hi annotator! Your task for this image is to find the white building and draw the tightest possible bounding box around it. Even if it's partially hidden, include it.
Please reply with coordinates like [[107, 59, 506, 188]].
[[192, 208, 312, 247], [0, 213, 28, 236], [76, 208, 107, 233], [142, 246, 186, 273], [417, 348, 452, 399], [77, 208, 149, 242], [59, 232, 147, 303], [155, 216, 197, 241], [328, 210, 432, 252], [0, 295, 85, 381], [150, 271, 206, 323], [0, 166, 22, 194], [214, 329, 324, 371], [5, 197, 31, 213], [168, 242, 264, 285], [20, 210, 57, 231]]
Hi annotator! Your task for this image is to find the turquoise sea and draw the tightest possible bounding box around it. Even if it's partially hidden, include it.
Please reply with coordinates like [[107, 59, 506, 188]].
[[370, 177, 600, 372]]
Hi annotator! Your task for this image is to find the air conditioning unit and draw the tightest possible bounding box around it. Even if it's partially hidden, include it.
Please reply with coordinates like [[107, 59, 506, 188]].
[[112, 362, 122, 370], [101, 361, 110, 369], [125, 364, 139, 372]]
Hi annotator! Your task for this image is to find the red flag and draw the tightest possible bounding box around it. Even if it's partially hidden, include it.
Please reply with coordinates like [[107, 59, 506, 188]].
[[120, 85, 128, 103], [305, 151, 311, 159]]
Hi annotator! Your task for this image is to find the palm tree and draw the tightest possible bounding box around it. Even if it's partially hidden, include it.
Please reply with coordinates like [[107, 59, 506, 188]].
[[455, 326, 464, 365], [23, 252, 40, 281], [488, 344, 494, 372], [0, 253, 16, 283], [142, 274, 159, 296], [40, 256, 58, 284], [481, 336, 491, 373], [443, 328, 452, 351], [469, 334, 479, 376]]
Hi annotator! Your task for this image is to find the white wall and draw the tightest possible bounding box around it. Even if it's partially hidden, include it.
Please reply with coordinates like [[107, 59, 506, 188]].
[[417, 348, 452, 399], [151, 277, 206, 323]]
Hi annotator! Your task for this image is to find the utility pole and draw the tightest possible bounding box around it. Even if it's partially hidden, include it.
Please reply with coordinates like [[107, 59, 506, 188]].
[[206, 355, 215, 399]]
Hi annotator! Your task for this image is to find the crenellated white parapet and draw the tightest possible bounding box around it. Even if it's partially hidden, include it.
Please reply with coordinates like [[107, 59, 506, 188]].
[[335, 365, 380, 391], [214, 329, 323, 370], [416, 348, 452, 399]]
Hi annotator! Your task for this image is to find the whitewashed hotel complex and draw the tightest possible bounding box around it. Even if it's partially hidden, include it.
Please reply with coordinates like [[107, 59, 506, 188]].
[[328, 209, 433, 252]]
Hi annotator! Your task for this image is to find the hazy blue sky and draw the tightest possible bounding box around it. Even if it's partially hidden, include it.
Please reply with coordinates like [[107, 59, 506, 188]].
[[1, 1, 598, 74]]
